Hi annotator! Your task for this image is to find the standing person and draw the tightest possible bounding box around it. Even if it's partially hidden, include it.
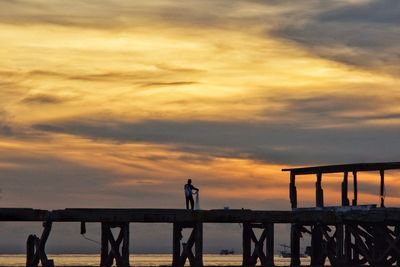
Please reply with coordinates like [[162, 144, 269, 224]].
[[184, 179, 199, 210]]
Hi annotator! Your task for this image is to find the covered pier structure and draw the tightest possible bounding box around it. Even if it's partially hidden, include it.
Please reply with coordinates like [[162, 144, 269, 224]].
[[283, 161, 400, 267]]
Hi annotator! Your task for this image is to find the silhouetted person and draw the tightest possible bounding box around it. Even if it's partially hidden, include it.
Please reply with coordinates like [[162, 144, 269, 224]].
[[184, 179, 199, 210]]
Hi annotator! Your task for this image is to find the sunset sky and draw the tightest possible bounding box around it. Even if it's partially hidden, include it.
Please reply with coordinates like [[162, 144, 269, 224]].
[[1, 0, 400, 253]]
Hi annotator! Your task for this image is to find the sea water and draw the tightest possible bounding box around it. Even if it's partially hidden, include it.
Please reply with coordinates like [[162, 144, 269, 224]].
[[0, 254, 307, 266]]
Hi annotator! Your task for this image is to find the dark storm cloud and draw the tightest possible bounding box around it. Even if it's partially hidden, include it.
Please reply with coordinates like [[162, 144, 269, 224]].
[[0, 154, 111, 204], [273, 0, 400, 74], [319, 0, 400, 24], [0, 150, 184, 209], [269, 94, 380, 118], [0, 123, 12, 135], [264, 93, 400, 126], [34, 116, 400, 166]]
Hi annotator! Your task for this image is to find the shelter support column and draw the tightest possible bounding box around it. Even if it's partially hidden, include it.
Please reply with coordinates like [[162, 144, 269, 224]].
[[290, 173, 297, 209], [290, 224, 300, 267], [380, 170, 385, 207], [352, 171, 358, 206], [341, 171, 349, 206], [316, 173, 324, 208]]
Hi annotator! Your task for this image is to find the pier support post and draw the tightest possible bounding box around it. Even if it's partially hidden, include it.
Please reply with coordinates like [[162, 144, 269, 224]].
[[100, 222, 130, 267], [334, 223, 344, 266], [242, 223, 252, 266], [266, 223, 274, 266], [395, 226, 400, 267], [242, 223, 274, 267], [173, 223, 182, 266], [26, 221, 54, 267], [290, 224, 301, 267], [344, 223, 352, 265], [172, 222, 203, 267], [310, 223, 324, 266]]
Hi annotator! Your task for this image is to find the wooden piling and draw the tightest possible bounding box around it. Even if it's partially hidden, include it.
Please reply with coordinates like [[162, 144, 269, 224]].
[[395, 226, 400, 267], [26, 222, 54, 267], [172, 222, 203, 267], [121, 223, 130, 267], [290, 224, 300, 267], [194, 222, 203, 267], [242, 223, 252, 266], [173, 223, 182, 266], [100, 223, 109, 267], [335, 223, 344, 266], [265, 223, 274, 267], [100, 223, 130, 267], [311, 223, 323, 266]]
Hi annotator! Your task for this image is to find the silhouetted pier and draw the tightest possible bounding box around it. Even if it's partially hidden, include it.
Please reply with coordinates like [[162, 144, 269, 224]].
[[2, 162, 400, 267]]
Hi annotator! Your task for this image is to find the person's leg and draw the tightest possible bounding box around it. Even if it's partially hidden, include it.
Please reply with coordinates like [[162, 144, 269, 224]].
[[186, 196, 189, 209], [189, 195, 194, 210]]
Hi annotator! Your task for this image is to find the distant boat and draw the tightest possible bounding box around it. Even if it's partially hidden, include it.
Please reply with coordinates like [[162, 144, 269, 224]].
[[219, 249, 234, 255], [279, 244, 307, 258], [279, 244, 291, 258]]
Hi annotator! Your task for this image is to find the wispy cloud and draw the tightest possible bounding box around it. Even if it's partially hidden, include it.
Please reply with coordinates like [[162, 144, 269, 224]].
[[0, 109, 12, 135], [141, 81, 197, 88], [21, 94, 69, 104]]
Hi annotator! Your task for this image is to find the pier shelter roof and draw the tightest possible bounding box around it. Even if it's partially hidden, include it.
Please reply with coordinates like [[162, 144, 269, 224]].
[[282, 162, 400, 175]]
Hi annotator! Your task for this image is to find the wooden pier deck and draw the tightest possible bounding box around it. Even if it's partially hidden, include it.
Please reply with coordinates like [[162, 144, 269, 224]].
[[2, 207, 400, 267], [3, 207, 400, 224]]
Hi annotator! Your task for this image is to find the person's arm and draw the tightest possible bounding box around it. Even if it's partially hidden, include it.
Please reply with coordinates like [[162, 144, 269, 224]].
[[191, 185, 199, 191]]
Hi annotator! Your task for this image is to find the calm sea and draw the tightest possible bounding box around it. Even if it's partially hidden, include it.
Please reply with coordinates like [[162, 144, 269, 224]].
[[0, 254, 309, 266]]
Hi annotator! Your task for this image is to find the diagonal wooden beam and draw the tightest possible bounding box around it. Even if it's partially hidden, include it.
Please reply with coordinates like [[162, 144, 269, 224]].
[[351, 228, 373, 264], [106, 228, 123, 265], [179, 228, 196, 266], [250, 229, 258, 243], [26, 222, 54, 267], [376, 226, 400, 263], [258, 229, 268, 243]]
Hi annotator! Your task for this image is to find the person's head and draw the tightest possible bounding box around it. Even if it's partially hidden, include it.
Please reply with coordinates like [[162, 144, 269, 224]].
[[188, 178, 192, 184]]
